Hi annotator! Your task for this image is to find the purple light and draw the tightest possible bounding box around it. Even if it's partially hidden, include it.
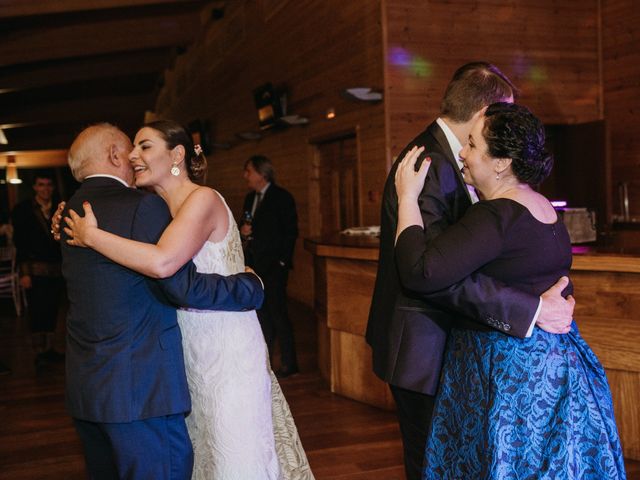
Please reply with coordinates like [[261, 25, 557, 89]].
[[389, 47, 411, 66], [551, 200, 567, 208]]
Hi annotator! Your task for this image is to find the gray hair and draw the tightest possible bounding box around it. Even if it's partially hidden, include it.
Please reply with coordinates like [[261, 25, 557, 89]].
[[68, 123, 127, 181], [244, 155, 275, 183]]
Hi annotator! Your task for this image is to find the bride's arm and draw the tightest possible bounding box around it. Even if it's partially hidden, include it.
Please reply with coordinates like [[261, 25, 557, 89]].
[[64, 188, 226, 278]]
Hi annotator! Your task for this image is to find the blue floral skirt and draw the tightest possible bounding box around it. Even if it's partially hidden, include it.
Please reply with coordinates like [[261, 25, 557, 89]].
[[423, 322, 626, 480]]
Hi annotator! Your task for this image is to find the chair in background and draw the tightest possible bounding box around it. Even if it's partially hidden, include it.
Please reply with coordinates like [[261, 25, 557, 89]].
[[0, 246, 24, 316]]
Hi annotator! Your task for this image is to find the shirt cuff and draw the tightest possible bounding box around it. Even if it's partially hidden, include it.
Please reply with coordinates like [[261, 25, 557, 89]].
[[525, 297, 542, 337]]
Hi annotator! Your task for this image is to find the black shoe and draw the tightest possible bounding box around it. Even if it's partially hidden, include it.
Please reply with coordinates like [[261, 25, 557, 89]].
[[275, 366, 299, 379]]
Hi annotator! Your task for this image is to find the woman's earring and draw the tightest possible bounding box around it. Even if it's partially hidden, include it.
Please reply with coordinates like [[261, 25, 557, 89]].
[[496, 171, 501, 180], [171, 162, 180, 176]]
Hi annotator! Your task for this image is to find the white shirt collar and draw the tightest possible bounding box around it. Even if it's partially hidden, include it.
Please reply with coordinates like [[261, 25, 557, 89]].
[[436, 118, 478, 204], [84, 174, 131, 188], [436, 117, 464, 170], [259, 182, 271, 195]]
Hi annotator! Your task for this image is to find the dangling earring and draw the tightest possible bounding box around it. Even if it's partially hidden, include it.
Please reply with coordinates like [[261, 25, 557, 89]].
[[171, 162, 180, 176], [496, 171, 501, 180]]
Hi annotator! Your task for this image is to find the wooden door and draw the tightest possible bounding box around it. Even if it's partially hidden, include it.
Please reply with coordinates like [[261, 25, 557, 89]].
[[314, 134, 361, 236]]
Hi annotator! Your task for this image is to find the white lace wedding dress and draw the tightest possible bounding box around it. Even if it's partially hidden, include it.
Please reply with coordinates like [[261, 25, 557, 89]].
[[177, 192, 314, 480]]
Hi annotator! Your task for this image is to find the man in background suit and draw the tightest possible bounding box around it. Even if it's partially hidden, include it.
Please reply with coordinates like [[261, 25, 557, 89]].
[[367, 62, 575, 480], [240, 155, 299, 377], [62, 124, 264, 480], [12, 171, 65, 364]]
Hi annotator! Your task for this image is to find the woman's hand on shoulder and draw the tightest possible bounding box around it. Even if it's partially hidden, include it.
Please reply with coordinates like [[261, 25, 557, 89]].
[[63, 201, 98, 248], [50, 201, 65, 241], [395, 146, 431, 203]]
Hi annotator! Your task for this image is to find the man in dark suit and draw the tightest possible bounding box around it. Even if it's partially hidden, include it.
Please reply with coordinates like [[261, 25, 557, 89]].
[[61, 124, 264, 480], [240, 155, 299, 377], [12, 171, 65, 364], [366, 62, 575, 480]]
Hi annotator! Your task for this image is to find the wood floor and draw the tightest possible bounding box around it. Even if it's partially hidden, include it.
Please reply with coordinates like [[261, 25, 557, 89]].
[[0, 299, 637, 479]]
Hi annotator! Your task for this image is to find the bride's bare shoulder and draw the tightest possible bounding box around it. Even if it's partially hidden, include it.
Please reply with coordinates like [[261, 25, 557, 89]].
[[183, 186, 225, 213]]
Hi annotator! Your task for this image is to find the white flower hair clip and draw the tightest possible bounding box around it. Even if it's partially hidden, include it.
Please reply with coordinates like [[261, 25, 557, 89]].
[[194, 144, 203, 156]]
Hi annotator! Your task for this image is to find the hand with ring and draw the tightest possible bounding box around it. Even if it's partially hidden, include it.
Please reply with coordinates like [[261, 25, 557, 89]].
[[50, 201, 66, 241]]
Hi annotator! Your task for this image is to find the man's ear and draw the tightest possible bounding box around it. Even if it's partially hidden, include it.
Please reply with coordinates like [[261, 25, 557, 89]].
[[108, 144, 119, 166], [110, 144, 129, 168], [473, 106, 489, 121]]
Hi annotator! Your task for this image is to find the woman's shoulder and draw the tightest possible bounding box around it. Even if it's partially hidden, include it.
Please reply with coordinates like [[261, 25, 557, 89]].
[[472, 198, 530, 219], [475, 197, 558, 229], [462, 199, 532, 236], [184, 186, 225, 209]]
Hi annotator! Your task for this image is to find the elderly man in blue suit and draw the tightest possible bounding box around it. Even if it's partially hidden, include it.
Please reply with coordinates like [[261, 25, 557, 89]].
[[60, 123, 264, 480]]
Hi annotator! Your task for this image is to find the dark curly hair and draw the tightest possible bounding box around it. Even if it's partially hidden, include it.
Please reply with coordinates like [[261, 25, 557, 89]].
[[482, 102, 552, 186], [144, 119, 208, 184]]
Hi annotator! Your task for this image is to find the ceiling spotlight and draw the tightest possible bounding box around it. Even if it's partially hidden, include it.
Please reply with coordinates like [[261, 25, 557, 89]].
[[6, 155, 22, 184], [343, 87, 383, 102], [280, 115, 309, 126]]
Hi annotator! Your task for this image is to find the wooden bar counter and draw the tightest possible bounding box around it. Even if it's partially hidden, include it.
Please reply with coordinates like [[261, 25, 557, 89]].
[[305, 235, 640, 460]]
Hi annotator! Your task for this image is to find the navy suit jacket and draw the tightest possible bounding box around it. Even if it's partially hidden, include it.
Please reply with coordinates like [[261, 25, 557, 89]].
[[62, 177, 264, 423], [366, 121, 540, 395]]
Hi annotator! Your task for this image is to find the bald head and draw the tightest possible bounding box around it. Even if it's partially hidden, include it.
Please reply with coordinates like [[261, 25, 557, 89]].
[[68, 123, 133, 184]]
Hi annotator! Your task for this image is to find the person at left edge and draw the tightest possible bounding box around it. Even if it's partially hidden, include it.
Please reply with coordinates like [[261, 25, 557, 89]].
[[11, 171, 65, 365]]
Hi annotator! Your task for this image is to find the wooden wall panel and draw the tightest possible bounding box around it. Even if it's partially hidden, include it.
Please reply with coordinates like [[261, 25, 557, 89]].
[[313, 256, 331, 379], [330, 329, 395, 410], [384, 0, 601, 159], [607, 370, 640, 460], [326, 258, 378, 335], [154, 0, 386, 307], [602, 0, 640, 220], [572, 269, 640, 459]]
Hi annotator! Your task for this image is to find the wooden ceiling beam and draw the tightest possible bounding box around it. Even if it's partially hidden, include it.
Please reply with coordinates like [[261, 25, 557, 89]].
[[0, 6, 201, 67], [0, 92, 152, 126], [0, 150, 69, 168], [0, 72, 160, 111], [0, 48, 172, 91], [0, 115, 143, 152], [0, 1, 214, 152], [0, 0, 202, 19]]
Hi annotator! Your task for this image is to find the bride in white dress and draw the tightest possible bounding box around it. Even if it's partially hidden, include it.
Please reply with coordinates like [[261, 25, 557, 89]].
[[64, 120, 313, 479]]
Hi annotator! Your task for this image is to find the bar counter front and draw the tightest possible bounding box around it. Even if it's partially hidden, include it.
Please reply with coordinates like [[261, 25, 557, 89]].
[[305, 234, 640, 460]]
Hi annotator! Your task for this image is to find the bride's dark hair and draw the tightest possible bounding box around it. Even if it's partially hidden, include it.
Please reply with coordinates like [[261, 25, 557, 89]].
[[144, 119, 208, 184]]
